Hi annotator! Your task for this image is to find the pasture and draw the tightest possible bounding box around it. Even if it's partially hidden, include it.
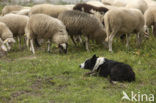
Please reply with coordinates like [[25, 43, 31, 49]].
[[0, 6, 156, 103]]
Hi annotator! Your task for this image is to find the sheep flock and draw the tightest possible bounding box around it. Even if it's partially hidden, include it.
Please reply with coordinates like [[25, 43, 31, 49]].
[[0, 0, 156, 55]]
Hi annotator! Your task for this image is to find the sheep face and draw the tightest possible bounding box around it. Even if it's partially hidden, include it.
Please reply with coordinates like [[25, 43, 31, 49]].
[[3, 38, 16, 50], [1, 44, 8, 52], [59, 43, 68, 54], [0, 38, 8, 52]]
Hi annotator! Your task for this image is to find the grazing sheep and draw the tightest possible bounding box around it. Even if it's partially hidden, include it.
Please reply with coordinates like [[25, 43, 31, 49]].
[[1, 5, 23, 16], [144, 7, 156, 37], [0, 14, 29, 49], [30, 4, 73, 18], [58, 10, 106, 51], [25, 14, 68, 54], [102, 0, 127, 6], [126, 0, 148, 14], [102, 0, 148, 14], [87, 1, 107, 7], [145, 0, 156, 7], [0, 22, 15, 50], [11, 9, 30, 16], [104, 8, 145, 52], [0, 22, 13, 40], [1, 5, 31, 16]]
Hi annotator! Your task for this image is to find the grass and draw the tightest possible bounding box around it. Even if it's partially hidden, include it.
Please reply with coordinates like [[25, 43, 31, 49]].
[[0, 34, 156, 103]]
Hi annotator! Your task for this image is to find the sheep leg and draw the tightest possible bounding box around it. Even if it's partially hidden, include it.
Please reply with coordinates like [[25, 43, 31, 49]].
[[18, 37, 22, 50], [71, 35, 77, 46], [126, 34, 130, 50], [85, 36, 89, 51], [153, 22, 156, 37], [108, 31, 116, 52], [5, 42, 11, 51], [136, 32, 142, 48], [30, 39, 35, 54], [34, 38, 40, 48], [26, 37, 30, 49], [47, 40, 51, 53]]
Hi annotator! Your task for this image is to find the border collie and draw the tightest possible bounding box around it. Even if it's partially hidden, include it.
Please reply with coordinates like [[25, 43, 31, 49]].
[[80, 54, 135, 82]]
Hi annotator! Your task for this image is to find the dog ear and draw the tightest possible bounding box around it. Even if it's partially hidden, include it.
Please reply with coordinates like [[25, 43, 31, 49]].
[[92, 54, 97, 58]]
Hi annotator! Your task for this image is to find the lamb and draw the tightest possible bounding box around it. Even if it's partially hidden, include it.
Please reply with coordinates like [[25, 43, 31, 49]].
[[0, 14, 29, 49], [30, 4, 73, 18], [104, 8, 145, 52], [25, 14, 68, 54], [58, 10, 106, 51], [144, 7, 156, 37]]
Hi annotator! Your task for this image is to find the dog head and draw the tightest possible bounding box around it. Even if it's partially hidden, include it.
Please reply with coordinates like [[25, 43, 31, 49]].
[[80, 54, 98, 70]]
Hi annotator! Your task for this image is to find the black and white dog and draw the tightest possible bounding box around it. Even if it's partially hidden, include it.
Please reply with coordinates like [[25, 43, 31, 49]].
[[80, 55, 135, 82]]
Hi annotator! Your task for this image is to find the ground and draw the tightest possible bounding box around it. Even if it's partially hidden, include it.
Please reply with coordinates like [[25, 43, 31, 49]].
[[0, 36, 156, 103], [0, 5, 156, 103]]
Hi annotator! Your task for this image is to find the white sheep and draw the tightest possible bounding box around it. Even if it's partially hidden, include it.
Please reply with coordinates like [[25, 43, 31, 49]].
[[11, 9, 30, 16], [1, 5, 31, 16], [0, 22, 16, 50], [126, 0, 148, 14], [0, 38, 7, 57], [104, 8, 145, 52], [30, 4, 73, 18], [144, 6, 156, 37], [58, 10, 106, 51], [145, 0, 156, 7], [102, 0, 148, 14], [0, 14, 29, 49], [25, 14, 68, 54]]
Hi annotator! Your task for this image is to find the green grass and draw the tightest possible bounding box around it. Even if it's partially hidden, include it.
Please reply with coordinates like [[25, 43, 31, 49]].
[[0, 35, 156, 103]]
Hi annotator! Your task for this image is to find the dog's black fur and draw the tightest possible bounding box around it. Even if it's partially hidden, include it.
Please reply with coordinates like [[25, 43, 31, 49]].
[[73, 3, 108, 14], [80, 55, 135, 82]]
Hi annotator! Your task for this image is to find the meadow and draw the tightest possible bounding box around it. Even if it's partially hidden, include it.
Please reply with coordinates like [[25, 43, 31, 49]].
[[0, 6, 156, 103]]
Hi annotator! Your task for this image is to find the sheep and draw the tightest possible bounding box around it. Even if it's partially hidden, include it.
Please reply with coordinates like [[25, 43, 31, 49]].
[[102, 0, 148, 14], [58, 10, 106, 51], [126, 0, 148, 14], [73, 3, 108, 26], [104, 8, 145, 52], [0, 22, 16, 50], [145, 0, 156, 7], [87, 1, 107, 7], [30, 4, 73, 18], [1, 5, 23, 16], [0, 14, 29, 49], [1, 5, 31, 16], [25, 14, 68, 54], [144, 7, 156, 37], [11, 9, 30, 16], [101, 0, 127, 7]]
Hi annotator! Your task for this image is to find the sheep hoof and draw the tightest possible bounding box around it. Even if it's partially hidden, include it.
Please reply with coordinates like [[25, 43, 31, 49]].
[[109, 50, 113, 53]]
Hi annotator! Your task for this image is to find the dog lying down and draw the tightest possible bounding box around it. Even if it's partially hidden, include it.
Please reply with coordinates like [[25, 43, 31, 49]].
[[80, 54, 135, 83]]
